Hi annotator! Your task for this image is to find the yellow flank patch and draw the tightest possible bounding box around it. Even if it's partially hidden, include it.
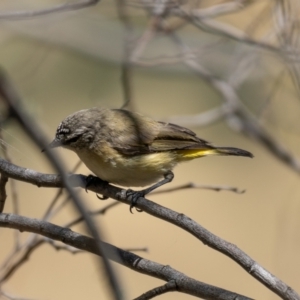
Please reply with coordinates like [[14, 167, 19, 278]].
[[176, 149, 219, 159]]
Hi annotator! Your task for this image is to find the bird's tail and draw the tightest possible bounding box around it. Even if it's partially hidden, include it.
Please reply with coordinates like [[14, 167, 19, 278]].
[[212, 147, 253, 158], [177, 147, 253, 159]]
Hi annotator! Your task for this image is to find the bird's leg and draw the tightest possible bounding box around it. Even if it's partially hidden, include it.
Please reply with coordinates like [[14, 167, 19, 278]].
[[126, 171, 174, 213], [85, 175, 109, 200]]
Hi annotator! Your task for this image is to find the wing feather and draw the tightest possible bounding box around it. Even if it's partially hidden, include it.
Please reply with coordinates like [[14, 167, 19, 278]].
[[110, 110, 213, 156]]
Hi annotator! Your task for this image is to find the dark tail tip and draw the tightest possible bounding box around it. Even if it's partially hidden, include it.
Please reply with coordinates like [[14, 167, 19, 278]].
[[216, 147, 254, 158]]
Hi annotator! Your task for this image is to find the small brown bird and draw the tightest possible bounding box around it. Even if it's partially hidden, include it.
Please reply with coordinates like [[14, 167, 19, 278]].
[[48, 108, 253, 208]]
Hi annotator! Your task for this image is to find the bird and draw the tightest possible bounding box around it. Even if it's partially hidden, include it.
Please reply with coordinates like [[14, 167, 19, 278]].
[[48, 107, 253, 210]]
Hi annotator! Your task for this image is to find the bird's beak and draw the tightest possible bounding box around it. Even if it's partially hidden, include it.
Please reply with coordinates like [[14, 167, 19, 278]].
[[41, 138, 62, 152]]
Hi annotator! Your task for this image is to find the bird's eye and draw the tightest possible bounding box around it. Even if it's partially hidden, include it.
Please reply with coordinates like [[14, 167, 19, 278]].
[[65, 135, 80, 145]]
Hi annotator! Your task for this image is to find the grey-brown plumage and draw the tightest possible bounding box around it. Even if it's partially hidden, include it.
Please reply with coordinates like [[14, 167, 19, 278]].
[[49, 108, 253, 187]]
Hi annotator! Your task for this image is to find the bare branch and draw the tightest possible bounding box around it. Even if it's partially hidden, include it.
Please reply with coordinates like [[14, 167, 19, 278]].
[[151, 182, 245, 195], [0, 159, 297, 299], [133, 280, 177, 300], [167, 32, 300, 175], [43, 238, 84, 254], [273, 1, 300, 97], [116, 0, 135, 110], [0, 173, 8, 213], [190, 0, 252, 20], [171, 7, 297, 58], [42, 161, 82, 222], [65, 201, 121, 228], [0, 213, 253, 300], [166, 104, 234, 128], [0, 0, 100, 20], [0, 290, 37, 300], [0, 128, 20, 249], [0, 239, 44, 283]]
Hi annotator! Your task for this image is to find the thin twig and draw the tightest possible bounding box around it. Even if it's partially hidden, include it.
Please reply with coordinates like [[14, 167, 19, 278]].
[[0, 0, 100, 20], [0, 239, 44, 283], [42, 160, 82, 222], [0, 290, 37, 300], [44, 238, 84, 254], [133, 280, 177, 300], [171, 7, 298, 59], [0, 173, 8, 213], [116, 0, 135, 110], [166, 104, 234, 128], [151, 182, 245, 195], [65, 201, 121, 228]]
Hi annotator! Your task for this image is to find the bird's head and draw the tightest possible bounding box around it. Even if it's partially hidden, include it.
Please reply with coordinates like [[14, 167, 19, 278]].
[[48, 109, 99, 152]]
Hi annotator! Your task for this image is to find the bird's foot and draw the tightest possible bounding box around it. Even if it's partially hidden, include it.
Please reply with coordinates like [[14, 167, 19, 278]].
[[126, 189, 144, 213], [85, 175, 109, 200], [125, 171, 174, 213]]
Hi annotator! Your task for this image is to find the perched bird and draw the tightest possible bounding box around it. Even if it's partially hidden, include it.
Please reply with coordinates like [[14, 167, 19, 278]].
[[48, 108, 253, 209]]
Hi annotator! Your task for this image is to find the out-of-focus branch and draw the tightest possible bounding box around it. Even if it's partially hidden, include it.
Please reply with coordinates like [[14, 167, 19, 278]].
[[191, 0, 252, 19], [167, 104, 234, 128], [0, 213, 253, 300], [124, 2, 300, 175], [0, 70, 123, 300], [0, 0, 100, 20], [0, 173, 8, 213], [116, 0, 135, 110], [0, 239, 44, 283], [0, 129, 19, 229], [170, 7, 297, 59], [273, 0, 300, 96], [0, 290, 35, 300], [167, 32, 300, 174]]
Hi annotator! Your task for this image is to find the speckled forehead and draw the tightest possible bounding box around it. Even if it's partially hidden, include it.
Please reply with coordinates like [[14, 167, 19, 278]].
[[56, 122, 70, 137]]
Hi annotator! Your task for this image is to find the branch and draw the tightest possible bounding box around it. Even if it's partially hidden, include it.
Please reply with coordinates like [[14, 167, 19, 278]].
[[170, 7, 297, 59], [0, 70, 122, 300], [151, 182, 245, 195], [133, 280, 177, 300], [0, 159, 298, 299], [0, 0, 100, 20], [0, 290, 36, 300], [166, 104, 234, 128], [65, 201, 121, 228], [116, 0, 135, 110], [0, 128, 19, 218], [168, 32, 300, 175], [0, 239, 44, 283], [0, 173, 8, 213], [0, 213, 253, 300]]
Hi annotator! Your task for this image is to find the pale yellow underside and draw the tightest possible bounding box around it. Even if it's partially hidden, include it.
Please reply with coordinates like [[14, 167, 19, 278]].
[[75, 148, 218, 187]]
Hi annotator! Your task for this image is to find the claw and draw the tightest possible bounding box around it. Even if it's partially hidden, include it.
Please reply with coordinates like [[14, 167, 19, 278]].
[[85, 175, 96, 193], [97, 194, 109, 200], [84, 175, 109, 200], [127, 190, 145, 213], [125, 171, 174, 213], [86, 171, 174, 213]]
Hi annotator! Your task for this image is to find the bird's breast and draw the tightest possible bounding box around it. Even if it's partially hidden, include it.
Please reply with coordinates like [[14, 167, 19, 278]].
[[76, 148, 178, 187]]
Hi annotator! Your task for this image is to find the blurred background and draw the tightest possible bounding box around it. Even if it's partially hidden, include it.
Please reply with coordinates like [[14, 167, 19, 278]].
[[0, 0, 300, 299]]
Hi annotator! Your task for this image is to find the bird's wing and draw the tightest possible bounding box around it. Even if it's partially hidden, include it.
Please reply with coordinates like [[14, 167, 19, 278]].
[[110, 110, 213, 156], [150, 121, 213, 152]]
